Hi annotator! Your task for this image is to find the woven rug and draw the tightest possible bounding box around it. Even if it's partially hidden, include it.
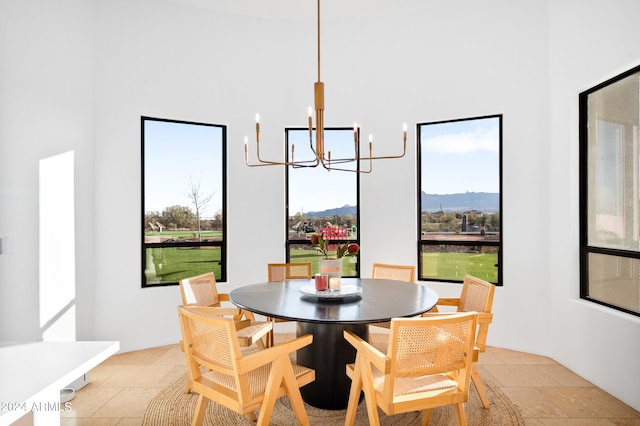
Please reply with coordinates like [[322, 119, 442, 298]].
[[142, 374, 524, 425]]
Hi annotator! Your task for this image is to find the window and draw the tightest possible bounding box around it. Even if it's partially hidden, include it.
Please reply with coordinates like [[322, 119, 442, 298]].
[[141, 117, 226, 287], [285, 128, 360, 277], [417, 115, 502, 284], [580, 64, 640, 316]]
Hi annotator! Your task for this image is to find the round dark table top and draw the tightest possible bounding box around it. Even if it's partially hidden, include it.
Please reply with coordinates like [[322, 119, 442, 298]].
[[229, 278, 438, 325]]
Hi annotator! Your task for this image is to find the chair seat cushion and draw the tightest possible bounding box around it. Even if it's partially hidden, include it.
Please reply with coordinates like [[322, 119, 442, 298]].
[[201, 363, 314, 398], [370, 368, 458, 396]]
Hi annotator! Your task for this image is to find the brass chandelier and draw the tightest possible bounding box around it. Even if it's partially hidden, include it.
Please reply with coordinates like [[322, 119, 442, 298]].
[[244, 0, 407, 173]]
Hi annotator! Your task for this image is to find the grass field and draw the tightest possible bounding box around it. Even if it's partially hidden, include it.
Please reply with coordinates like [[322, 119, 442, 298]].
[[144, 245, 497, 285], [145, 247, 222, 285], [421, 252, 498, 282]]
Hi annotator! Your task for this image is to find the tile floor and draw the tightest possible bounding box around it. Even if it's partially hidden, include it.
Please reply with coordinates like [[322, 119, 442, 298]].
[[58, 334, 640, 426]]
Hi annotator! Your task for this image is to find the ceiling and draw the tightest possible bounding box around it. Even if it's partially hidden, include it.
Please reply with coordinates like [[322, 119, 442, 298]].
[[168, 0, 424, 19]]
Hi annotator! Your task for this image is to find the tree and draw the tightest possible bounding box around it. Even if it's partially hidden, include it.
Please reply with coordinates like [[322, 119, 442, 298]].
[[186, 177, 213, 241], [162, 205, 194, 230]]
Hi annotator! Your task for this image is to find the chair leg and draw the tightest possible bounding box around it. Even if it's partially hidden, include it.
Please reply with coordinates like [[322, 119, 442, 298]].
[[421, 408, 433, 426], [454, 403, 468, 426], [281, 360, 311, 426], [471, 364, 490, 408], [360, 360, 381, 426], [267, 328, 275, 348], [191, 394, 209, 426], [345, 364, 363, 426]]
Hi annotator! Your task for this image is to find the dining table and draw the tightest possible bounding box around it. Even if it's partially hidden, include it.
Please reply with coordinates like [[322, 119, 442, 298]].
[[229, 277, 438, 410]]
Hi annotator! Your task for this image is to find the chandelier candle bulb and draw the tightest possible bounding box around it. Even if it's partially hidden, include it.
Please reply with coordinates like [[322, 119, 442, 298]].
[[255, 113, 260, 142]]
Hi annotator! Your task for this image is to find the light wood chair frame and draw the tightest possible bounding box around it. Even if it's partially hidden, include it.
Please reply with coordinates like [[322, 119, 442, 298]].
[[427, 274, 495, 409], [371, 263, 416, 283], [179, 272, 271, 348], [370, 263, 416, 331], [267, 262, 313, 282], [344, 313, 478, 426], [266, 263, 312, 346], [178, 306, 315, 426]]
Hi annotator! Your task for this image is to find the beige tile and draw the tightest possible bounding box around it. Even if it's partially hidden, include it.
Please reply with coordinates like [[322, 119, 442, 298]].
[[101, 364, 175, 388], [609, 419, 640, 426], [499, 387, 569, 418], [61, 418, 122, 426], [482, 364, 563, 387], [57, 335, 640, 426], [92, 387, 160, 418], [151, 344, 184, 366], [154, 364, 188, 388], [60, 385, 122, 418], [101, 346, 172, 366], [538, 387, 640, 419], [476, 347, 502, 364], [87, 364, 124, 386], [487, 346, 556, 365], [534, 364, 594, 387]]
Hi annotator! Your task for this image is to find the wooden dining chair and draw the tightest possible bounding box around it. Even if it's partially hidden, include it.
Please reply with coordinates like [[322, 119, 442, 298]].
[[427, 274, 495, 409], [344, 312, 478, 426], [267, 262, 313, 281], [371, 263, 416, 282], [178, 306, 315, 426], [370, 263, 416, 332], [179, 272, 271, 349], [266, 263, 312, 346]]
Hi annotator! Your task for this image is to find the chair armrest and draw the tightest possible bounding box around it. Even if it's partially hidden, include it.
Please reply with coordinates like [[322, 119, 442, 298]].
[[220, 293, 257, 320], [238, 334, 313, 373], [436, 297, 460, 306], [344, 330, 389, 374], [477, 312, 493, 324], [184, 306, 243, 317]]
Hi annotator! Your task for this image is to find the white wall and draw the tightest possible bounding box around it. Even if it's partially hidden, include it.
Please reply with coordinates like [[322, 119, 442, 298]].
[[1, 0, 639, 411], [546, 0, 640, 411], [0, 0, 96, 341]]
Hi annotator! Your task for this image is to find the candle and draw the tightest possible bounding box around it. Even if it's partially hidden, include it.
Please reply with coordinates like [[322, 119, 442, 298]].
[[329, 277, 341, 291], [353, 122, 358, 142], [255, 114, 260, 142]]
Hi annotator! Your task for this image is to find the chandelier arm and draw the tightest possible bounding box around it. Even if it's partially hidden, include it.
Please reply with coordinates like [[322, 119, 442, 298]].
[[245, 138, 320, 167], [244, 0, 406, 174]]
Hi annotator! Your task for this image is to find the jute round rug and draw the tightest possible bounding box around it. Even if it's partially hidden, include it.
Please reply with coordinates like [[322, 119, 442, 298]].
[[142, 374, 524, 425]]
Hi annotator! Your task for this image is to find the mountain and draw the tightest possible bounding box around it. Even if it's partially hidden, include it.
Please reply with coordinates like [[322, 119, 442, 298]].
[[305, 205, 356, 218], [302, 192, 498, 217], [421, 192, 498, 213]]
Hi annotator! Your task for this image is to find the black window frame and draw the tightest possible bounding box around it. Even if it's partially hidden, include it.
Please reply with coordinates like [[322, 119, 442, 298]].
[[417, 114, 503, 285], [579, 64, 640, 317], [141, 116, 227, 288], [284, 127, 361, 277]]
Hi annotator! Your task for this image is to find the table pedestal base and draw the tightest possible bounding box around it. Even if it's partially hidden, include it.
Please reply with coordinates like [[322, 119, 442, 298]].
[[296, 322, 368, 410]]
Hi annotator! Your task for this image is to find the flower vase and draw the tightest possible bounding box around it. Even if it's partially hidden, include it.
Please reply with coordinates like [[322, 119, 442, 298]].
[[319, 258, 342, 280]]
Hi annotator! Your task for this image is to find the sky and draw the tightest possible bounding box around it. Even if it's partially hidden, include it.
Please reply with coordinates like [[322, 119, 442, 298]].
[[143, 116, 501, 216], [420, 116, 500, 195], [144, 119, 223, 218]]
